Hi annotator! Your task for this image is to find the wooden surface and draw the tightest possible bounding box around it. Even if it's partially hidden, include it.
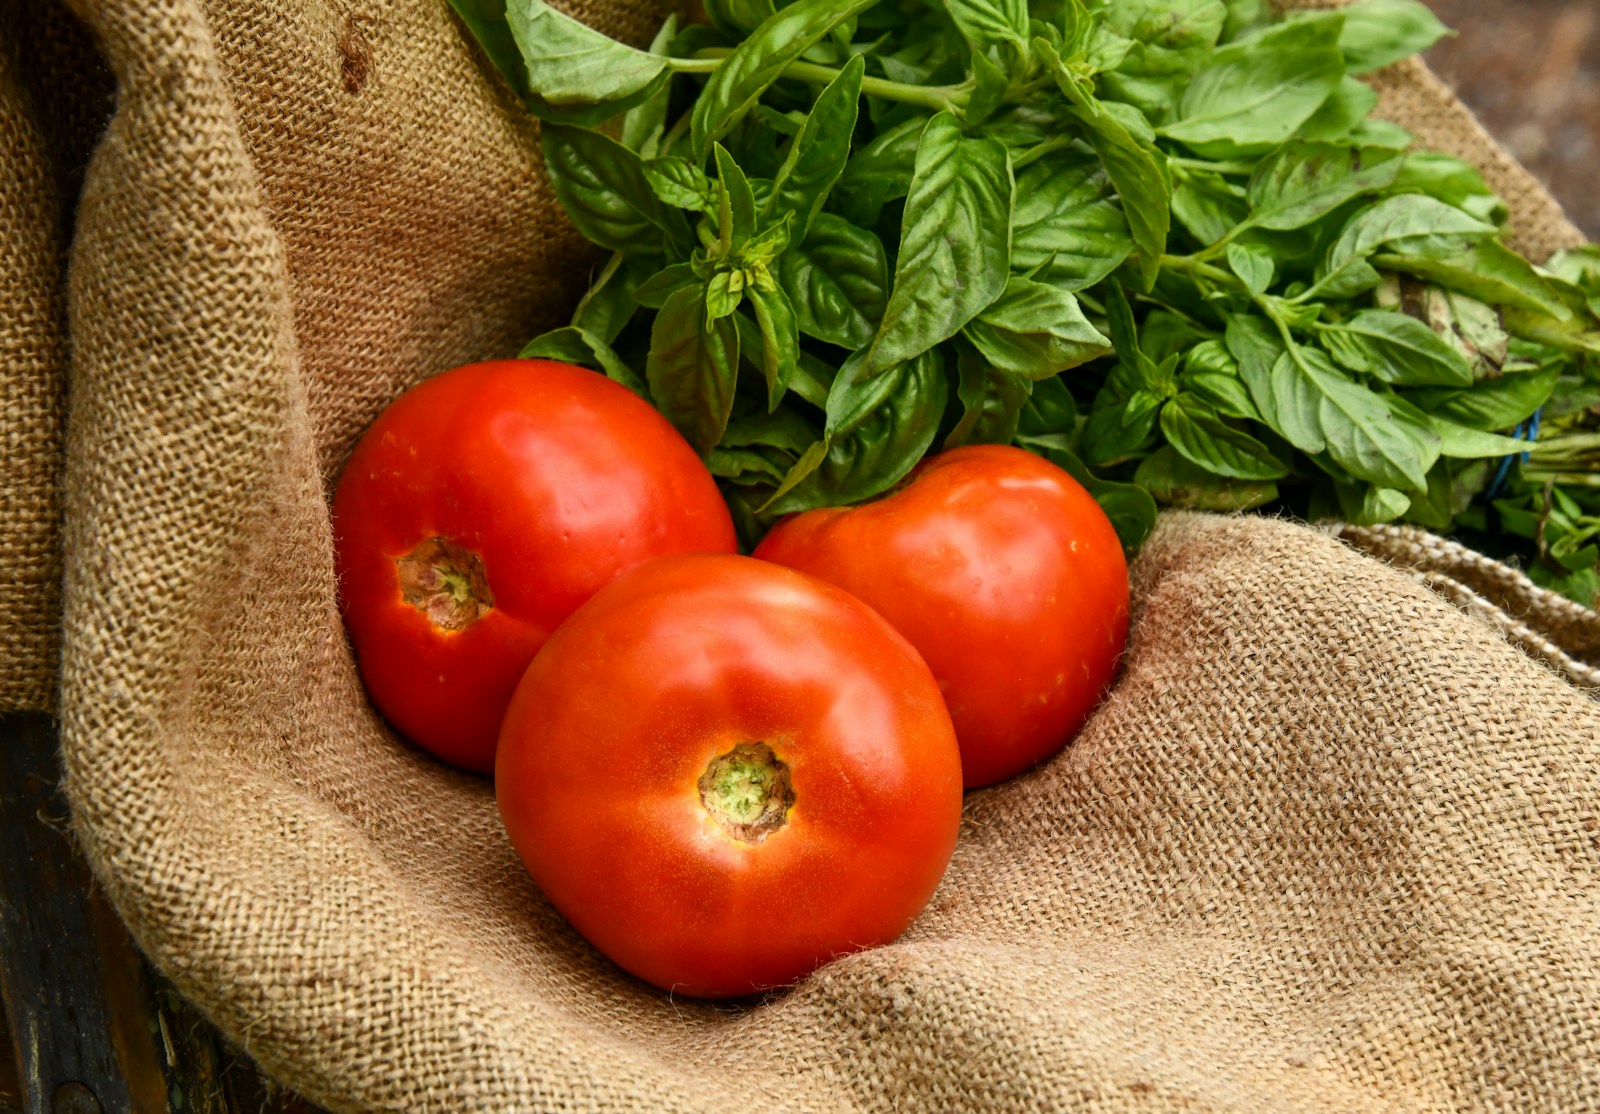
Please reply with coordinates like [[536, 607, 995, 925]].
[[2, 4, 1596, 1111]]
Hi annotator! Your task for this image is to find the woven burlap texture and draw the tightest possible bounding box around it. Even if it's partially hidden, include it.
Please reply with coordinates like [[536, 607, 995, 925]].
[[13, 0, 1600, 1108]]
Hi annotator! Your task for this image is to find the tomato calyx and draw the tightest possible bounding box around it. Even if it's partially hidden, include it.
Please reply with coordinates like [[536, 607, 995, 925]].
[[396, 537, 494, 632], [697, 742, 794, 844]]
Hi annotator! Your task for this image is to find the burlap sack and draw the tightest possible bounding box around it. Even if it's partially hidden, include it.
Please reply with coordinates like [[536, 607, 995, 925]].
[[4, 0, 1599, 1109]]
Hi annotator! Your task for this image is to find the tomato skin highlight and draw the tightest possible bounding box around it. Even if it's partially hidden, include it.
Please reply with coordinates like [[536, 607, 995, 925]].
[[495, 554, 964, 998], [753, 444, 1129, 789], [332, 359, 737, 773]]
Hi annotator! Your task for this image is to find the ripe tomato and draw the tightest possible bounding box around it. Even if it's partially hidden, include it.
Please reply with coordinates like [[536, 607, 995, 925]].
[[753, 444, 1128, 789], [495, 553, 964, 998], [332, 359, 737, 773]]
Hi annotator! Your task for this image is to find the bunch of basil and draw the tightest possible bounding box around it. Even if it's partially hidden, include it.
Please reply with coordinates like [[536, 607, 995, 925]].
[[450, 0, 1600, 604]]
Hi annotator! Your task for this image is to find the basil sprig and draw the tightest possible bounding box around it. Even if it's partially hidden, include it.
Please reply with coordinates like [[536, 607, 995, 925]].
[[452, 0, 1598, 601]]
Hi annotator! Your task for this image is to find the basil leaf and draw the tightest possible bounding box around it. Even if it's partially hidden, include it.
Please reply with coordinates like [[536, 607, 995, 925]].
[[570, 252, 645, 344], [1408, 364, 1560, 431], [1246, 142, 1405, 231], [1269, 345, 1439, 490], [746, 284, 800, 411], [1332, 480, 1412, 525], [947, 350, 1030, 448], [775, 213, 890, 350], [1010, 153, 1133, 291], [506, 0, 670, 116], [1374, 240, 1573, 319], [633, 262, 698, 309], [1017, 375, 1079, 438], [864, 113, 1013, 376], [1317, 310, 1473, 387], [620, 16, 678, 155], [449, 0, 533, 100], [1135, 445, 1280, 511], [721, 407, 819, 455], [646, 284, 741, 456], [1316, 195, 1497, 297], [1227, 242, 1275, 295], [690, 0, 880, 159], [1160, 393, 1288, 480], [1321, 0, 1450, 74], [644, 156, 716, 212], [765, 54, 864, 242], [1083, 395, 1163, 466], [963, 275, 1113, 378], [1422, 413, 1534, 460], [1160, 17, 1346, 156], [704, 0, 776, 37], [771, 349, 949, 512], [520, 326, 648, 397], [1102, 0, 1228, 71], [947, 0, 1027, 52], [1297, 76, 1380, 143], [1172, 172, 1247, 247], [1225, 314, 1286, 422], [834, 115, 926, 229], [542, 124, 689, 253], [1391, 152, 1507, 227]]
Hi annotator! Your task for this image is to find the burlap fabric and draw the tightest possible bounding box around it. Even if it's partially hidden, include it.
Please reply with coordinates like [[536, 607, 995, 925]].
[[3, 0, 1599, 1109]]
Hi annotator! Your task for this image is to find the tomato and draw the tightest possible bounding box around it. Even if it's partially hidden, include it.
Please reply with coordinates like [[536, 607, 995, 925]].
[[495, 553, 964, 998], [332, 359, 737, 772], [753, 444, 1128, 789]]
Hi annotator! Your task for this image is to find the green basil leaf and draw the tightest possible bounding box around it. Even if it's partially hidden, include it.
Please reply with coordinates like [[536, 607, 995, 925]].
[[713, 144, 758, 247], [1374, 240, 1573, 319], [1083, 395, 1163, 466], [1160, 17, 1346, 156], [646, 283, 741, 456], [834, 114, 926, 229], [704, 0, 776, 37], [620, 16, 678, 155], [746, 284, 801, 411], [1135, 444, 1280, 511], [721, 406, 819, 455], [1332, 480, 1412, 525], [962, 275, 1112, 378], [1224, 314, 1286, 422], [947, 349, 1030, 448], [705, 270, 745, 321], [633, 262, 698, 309], [864, 113, 1013, 376], [1246, 141, 1405, 231], [690, 0, 880, 159], [1017, 374, 1079, 437], [709, 446, 790, 484], [771, 348, 949, 512], [965, 49, 1011, 126], [644, 156, 716, 211], [1160, 393, 1288, 479], [1269, 344, 1439, 490], [1320, 0, 1450, 74], [1317, 309, 1474, 387], [1185, 369, 1261, 421], [1227, 242, 1275, 295], [1297, 76, 1380, 143], [1407, 363, 1560, 431], [570, 252, 647, 344], [775, 213, 890, 350], [1316, 195, 1496, 297], [1102, 0, 1228, 71], [542, 123, 689, 253], [520, 326, 648, 397], [1010, 153, 1133, 291], [947, 0, 1027, 52], [765, 54, 864, 242], [1391, 152, 1508, 227], [1423, 413, 1534, 459], [1039, 42, 1171, 288], [1172, 172, 1247, 247], [506, 0, 670, 115], [449, 0, 533, 100]]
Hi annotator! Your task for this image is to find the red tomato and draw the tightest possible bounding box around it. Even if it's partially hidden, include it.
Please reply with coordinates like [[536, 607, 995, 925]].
[[753, 444, 1128, 789], [333, 359, 737, 772], [496, 553, 964, 998]]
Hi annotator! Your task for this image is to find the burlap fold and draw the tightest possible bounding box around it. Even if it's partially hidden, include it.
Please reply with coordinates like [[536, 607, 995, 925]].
[[4, 0, 1599, 1109]]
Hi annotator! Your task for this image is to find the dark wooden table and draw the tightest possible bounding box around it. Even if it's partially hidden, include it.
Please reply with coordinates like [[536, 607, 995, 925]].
[[2, 3, 1596, 1110]]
